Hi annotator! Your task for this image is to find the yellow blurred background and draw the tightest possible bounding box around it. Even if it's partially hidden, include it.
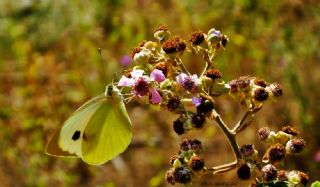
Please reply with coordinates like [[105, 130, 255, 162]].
[[0, 0, 319, 186]]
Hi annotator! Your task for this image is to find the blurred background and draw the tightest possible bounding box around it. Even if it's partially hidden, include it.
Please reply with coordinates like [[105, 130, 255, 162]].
[[0, 0, 319, 186]]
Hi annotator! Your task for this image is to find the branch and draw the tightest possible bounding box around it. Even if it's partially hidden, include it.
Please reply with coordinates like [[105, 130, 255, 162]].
[[204, 160, 238, 175], [232, 106, 262, 134], [211, 109, 242, 160]]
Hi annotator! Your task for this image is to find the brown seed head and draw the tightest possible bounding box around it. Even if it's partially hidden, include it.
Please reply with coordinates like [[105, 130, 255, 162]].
[[189, 31, 205, 45], [205, 69, 223, 79], [162, 36, 186, 54]]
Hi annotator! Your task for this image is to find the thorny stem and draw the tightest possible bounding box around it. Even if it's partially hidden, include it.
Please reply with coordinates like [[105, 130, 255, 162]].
[[211, 109, 242, 160]]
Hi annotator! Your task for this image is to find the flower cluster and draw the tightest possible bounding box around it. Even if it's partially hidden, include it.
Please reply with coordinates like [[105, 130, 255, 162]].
[[236, 126, 309, 186], [165, 139, 205, 185], [115, 26, 311, 186], [228, 76, 283, 109]]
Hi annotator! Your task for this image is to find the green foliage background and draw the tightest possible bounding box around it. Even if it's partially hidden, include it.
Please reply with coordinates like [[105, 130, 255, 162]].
[[0, 0, 319, 186]]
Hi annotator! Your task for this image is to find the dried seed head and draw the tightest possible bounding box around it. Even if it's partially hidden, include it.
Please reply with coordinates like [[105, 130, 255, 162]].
[[155, 24, 168, 32], [130, 41, 146, 59], [298, 171, 309, 186], [173, 166, 192, 184], [190, 139, 202, 153], [180, 139, 190, 151], [267, 143, 286, 164], [237, 163, 251, 180], [258, 127, 271, 141], [240, 144, 255, 157], [286, 139, 306, 154], [277, 170, 288, 182], [205, 69, 223, 80], [154, 62, 168, 76], [162, 36, 186, 54], [189, 31, 205, 45], [261, 164, 277, 181], [281, 126, 299, 136], [269, 83, 283, 97], [188, 156, 205, 171], [254, 78, 269, 88]]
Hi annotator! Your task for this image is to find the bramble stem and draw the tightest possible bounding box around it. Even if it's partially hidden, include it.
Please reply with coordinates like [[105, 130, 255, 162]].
[[232, 106, 262, 134], [175, 58, 191, 76], [205, 160, 238, 174], [211, 109, 242, 160]]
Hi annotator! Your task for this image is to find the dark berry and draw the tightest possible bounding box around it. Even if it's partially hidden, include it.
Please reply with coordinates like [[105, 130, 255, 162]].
[[253, 87, 269, 101], [173, 118, 185, 135], [167, 97, 181, 112], [180, 139, 190, 151], [191, 113, 206, 128], [237, 163, 251, 180], [173, 166, 192, 184], [188, 156, 205, 171]]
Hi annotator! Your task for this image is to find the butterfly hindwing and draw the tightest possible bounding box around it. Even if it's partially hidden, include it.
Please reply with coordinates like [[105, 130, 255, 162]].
[[81, 98, 132, 165]]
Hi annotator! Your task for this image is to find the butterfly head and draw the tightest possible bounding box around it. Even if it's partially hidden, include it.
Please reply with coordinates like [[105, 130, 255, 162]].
[[105, 84, 122, 101]]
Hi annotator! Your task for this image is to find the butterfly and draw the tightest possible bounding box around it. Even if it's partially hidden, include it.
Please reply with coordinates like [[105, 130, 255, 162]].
[[45, 85, 132, 165]]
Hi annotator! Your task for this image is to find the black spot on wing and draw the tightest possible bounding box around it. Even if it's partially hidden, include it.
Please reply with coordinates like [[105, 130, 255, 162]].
[[72, 131, 81, 141]]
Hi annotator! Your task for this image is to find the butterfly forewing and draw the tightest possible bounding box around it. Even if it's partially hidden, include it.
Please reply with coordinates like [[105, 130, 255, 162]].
[[58, 95, 104, 156]]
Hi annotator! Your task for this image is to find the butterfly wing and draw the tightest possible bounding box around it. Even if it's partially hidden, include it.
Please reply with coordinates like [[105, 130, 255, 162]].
[[45, 95, 104, 157], [81, 98, 132, 165]]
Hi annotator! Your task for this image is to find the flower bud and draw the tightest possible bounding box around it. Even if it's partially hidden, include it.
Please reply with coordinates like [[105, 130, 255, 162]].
[[207, 28, 222, 45], [287, 170, 310, 186], [269, 83, 283, 97], [154, 25, 171, 42], [286, 139, 306, 155], [258, 127, 271, 141], [221, 35, 229, 48], [165, 168, 176, 185], [275, 131, 291, 144], [133, 48, 152, 64], [261, 164, 277, 182], [240, 144, 258, 162]]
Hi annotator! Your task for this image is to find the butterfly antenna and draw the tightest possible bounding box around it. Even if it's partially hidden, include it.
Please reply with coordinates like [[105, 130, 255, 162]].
[[98, 48, 107, 82]]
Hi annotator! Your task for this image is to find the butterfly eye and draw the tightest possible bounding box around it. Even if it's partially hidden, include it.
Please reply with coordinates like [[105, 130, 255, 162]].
[[72, 131, 81, 141]]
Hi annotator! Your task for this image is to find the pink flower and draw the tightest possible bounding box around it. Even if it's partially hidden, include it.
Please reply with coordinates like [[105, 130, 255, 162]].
[[117, 69, 163, 104], [176, 73, 200, 92], [133, 77, 150, 97], [150, 88, 162, 104], [192, 97, 202, 107], [150, 69, 165, 83], [120, 55, 131, 67]]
